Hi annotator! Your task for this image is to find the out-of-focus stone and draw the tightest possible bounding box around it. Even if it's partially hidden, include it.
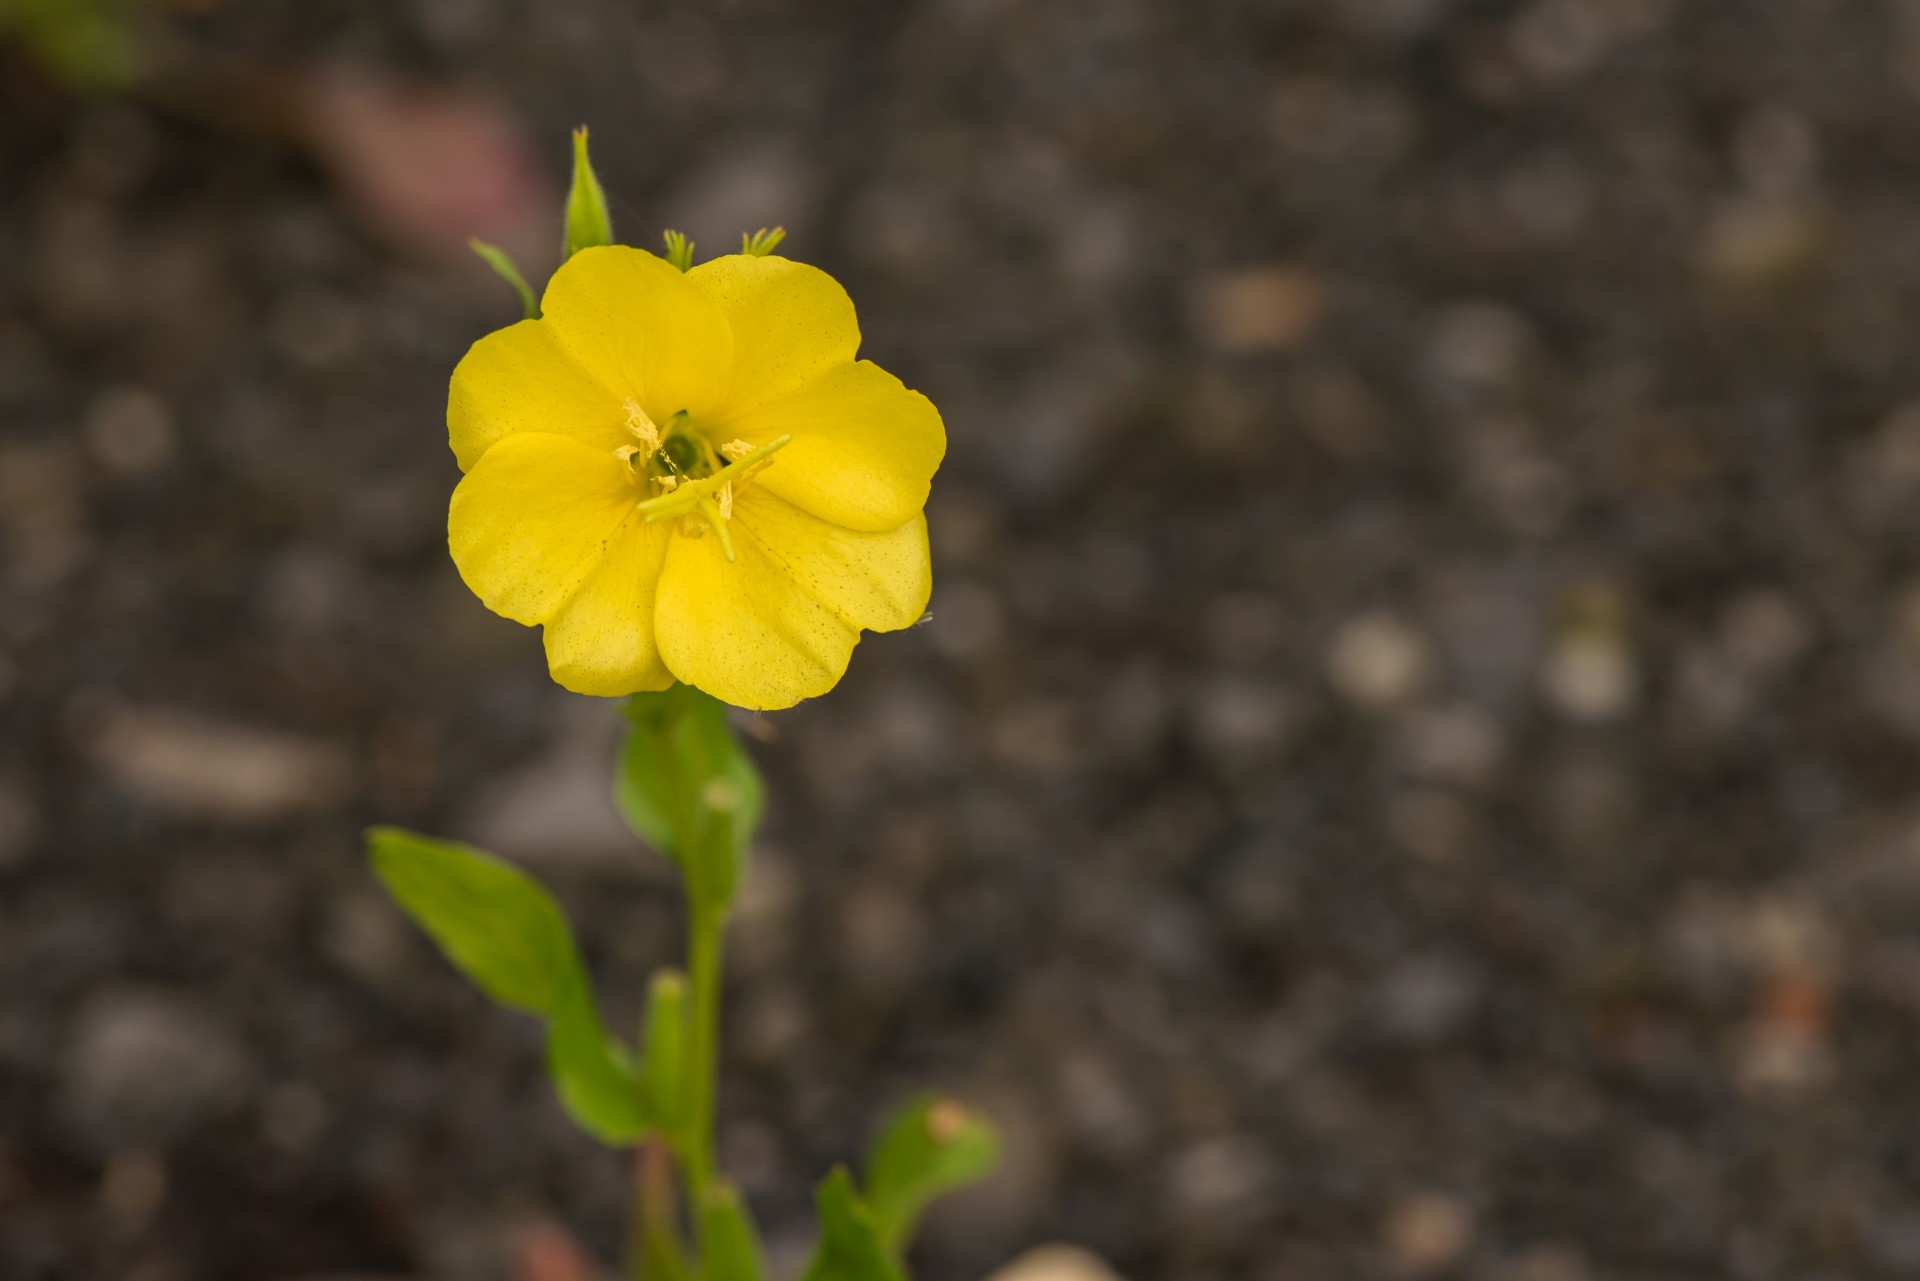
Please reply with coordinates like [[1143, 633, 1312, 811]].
[[1540, 632, 1637, 722], [1167, 1134, 1276, 1223], [1427, 303, 1531, 391], [1697, 197, 1822, 286], [1720, 590, 1811, 673], [87, 706, 353, 823], [1388, 787, 1476, 863], [0, 441, 89, 590], [260, 1080, 329, 1153], [928, 578, 1006, 663], [1204, 592, 1287, 664], [1499, 1243, 1591, 1281], [1191, 266, 1327, 354], [1374, 952, 1481, 1042], [990, 700, 1079, 773], [464, 698, 654, 875], [835, 882, 925, 994], [1190, 674, 1295, 761], [1327, 612, 1433, 710], [64, 989, 254, 1145], [323, 888, 418, 988], [1508, 0, 1614, 80], [99, 1148, 167, 1230], [1055, 1051, 1150, 1157], [1384, 1190, 1475, 1274], [82, 387, 174, 476], [984, 1245, 1124, 1281], [1395, 703, 1504, 786]]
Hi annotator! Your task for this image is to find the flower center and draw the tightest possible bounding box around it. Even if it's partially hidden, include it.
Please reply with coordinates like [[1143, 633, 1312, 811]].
[[614, 398, 790, 563]]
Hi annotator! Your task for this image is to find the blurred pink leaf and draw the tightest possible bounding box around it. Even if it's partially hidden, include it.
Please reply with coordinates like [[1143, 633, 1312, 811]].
[[516, 1220, 601, 1281], [295, 69, 556, 274]]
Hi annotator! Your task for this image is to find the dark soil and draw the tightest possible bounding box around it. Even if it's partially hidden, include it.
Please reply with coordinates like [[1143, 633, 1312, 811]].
[[8, 2, 1920, 1279]]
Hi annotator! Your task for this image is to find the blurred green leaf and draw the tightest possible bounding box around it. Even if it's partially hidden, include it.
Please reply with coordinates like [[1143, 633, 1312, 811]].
[[800, 1167, 903, 1281], [468, 239, 540, 318], [564, 126, 614, 258], [617, 686, 764, 906], [699, 1179, 766, 1281], [863, 1095, 1000, 1256], [1, 0, 142, 90], [367, 827, 645, 1143]]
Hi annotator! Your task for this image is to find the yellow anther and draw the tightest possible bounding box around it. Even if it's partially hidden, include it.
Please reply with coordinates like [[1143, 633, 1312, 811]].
[[719, 439, 755, 461], [654, 474, 680, 493], [622, 397, 662, 454], [717, 481, 734, 521]]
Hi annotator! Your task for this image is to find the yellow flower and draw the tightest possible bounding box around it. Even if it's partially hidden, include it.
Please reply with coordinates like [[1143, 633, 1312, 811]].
[[446, 246, 944, 710]]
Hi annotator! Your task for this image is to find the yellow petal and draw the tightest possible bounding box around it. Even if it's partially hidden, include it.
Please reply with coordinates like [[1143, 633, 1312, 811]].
[[653, 490, 931, 710], [541, 519, 677, 697], [447, 319, 627, 472], [688, 254, 859, 416], [448, 433, 639, 627], [540, 245, 735, 422], [716, 360, 945, 532]]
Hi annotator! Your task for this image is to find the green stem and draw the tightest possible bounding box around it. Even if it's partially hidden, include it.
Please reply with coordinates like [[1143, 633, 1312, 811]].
[[629, 1139, 690, 1281], [684, 895, 727, 1250]]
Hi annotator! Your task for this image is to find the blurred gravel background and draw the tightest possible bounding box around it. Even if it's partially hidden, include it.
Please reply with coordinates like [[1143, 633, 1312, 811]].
[[8, 1, 1920, 1279]]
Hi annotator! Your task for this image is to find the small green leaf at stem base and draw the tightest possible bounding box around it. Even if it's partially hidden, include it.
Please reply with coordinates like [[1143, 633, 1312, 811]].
[[699, 1180, 766, 1281], [800, 1168, 904, 1281], [863, 1095, 1001, 1257], [367, 827, 645, 1144], [565, 126, 615, 258], [468, 239, 540, 318]]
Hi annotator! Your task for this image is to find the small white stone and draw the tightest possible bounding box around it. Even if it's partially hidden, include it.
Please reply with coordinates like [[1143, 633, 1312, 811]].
[[985, 1245, 1125, 1281], [1540, 632, 1636, 722], [1327, 612, 1432, 710]]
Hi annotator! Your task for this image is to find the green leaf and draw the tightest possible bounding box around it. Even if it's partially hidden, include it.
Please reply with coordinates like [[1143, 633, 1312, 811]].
[[641, 969, 688, 1142], [699, 1180, 765, 1281], [2, 0, 141, 90], [616, 686, 765, 907], [740, 227, 787, 257], [800, 1167, 903, 1281], [564, 126, 614, 258], [663, 229, 695, 272], [863, 1095, 1001, 1256], [468, 239, 540, 319], [367, 827, 645, 1144]]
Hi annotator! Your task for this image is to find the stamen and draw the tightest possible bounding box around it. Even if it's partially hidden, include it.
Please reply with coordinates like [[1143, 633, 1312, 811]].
[[719, 439, 755, 461], [622, 397, 662, 454], [716, 481, 733, 521], [636, 434, 793, 522]]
